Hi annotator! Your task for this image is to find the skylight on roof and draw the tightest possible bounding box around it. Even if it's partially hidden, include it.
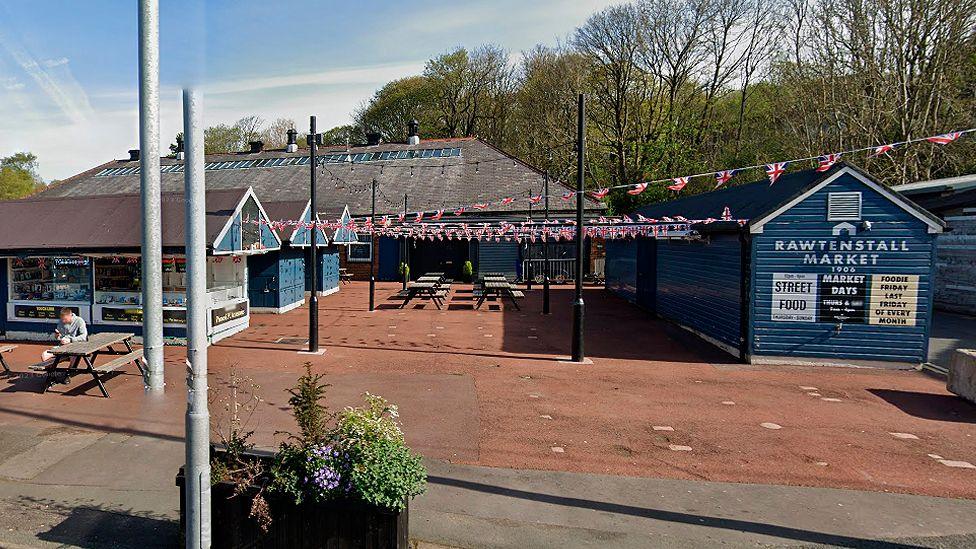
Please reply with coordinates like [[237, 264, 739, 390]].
[[92, 146, 463, 177]]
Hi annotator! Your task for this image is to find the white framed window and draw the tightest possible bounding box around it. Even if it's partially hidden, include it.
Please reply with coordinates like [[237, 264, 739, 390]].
[[827, 192, 862, 221], [346, 234, 372, 263]]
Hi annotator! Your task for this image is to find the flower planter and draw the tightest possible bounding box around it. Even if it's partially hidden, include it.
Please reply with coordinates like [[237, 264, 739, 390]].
[[176, 450, 408, 549]]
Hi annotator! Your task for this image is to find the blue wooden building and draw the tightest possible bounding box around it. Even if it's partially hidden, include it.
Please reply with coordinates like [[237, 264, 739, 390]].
[[253, 200, 340, 314], [605, 164, 945, 367]]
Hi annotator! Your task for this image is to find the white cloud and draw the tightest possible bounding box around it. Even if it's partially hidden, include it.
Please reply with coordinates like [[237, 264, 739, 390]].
[[203, 61, 426, 96], [42, 57, 69, 68]]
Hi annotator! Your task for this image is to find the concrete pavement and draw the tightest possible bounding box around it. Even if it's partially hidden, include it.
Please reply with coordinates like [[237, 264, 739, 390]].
[[1, 423, 976, 548], [928, 311, 976, 370]]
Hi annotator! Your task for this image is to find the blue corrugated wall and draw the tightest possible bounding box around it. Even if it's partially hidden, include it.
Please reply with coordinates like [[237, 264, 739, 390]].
[[605, 240, 637, 303], [751, 173, 935, 363], [657, 235, 742, 353]]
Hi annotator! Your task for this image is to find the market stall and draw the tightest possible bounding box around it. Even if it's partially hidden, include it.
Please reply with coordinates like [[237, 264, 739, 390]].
[[0, 187, 279, 344]]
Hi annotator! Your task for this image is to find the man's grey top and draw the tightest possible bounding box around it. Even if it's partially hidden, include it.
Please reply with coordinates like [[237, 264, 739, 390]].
[[56, 315, 88, 343]]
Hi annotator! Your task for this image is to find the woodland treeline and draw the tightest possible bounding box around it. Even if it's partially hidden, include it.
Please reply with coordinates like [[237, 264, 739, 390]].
[[329, 0, 976, 213]]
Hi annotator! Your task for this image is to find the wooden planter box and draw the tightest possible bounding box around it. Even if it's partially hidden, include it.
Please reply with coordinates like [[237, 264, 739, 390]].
[[176, 450, 408, 549]]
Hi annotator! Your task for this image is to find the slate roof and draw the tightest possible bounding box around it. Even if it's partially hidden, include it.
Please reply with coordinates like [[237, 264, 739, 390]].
[[0, 188, 247, 252], [35, 138, 601, 219], [636, 163, 943, 233]]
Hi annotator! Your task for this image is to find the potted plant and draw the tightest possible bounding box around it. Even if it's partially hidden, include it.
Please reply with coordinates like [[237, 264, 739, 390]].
[[461, 260, 473, 283], [177, 364, 426, 549], [399, 262, 410, 282]]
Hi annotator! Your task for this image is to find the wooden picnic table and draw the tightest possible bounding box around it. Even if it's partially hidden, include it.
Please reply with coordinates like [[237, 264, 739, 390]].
[[475, 280, 524, 310], [35, 332, 144, 398], [400, 281, 448, 309]]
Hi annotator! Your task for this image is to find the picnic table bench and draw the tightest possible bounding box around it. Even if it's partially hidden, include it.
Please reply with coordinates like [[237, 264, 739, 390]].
[[29, 332, 145, 398], [475, 280, 524, 310], [396, 281, 449, 309], [339, 268, 354, 284], [0, 344, 15, 374]]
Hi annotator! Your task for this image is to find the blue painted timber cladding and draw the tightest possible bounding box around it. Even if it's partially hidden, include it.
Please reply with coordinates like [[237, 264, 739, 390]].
[[247, 250, 307, 309], [305, 248, 340, 293], [750, 172, 935, 363], [656, 234, 742, 352], [377, 237, 400, 281], [605, 240, 637, 303]]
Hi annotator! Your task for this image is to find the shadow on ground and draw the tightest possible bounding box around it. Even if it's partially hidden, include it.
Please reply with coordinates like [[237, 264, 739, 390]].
[[21, 496, 177, 549], [868, 389, 976, 424]]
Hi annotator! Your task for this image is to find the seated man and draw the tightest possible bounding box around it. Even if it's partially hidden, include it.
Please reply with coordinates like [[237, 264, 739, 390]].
[[41, 308, 88, 361]]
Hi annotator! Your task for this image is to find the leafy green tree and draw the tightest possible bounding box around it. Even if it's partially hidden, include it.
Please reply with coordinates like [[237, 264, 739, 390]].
[[203, 124, 243, 154], [0, 152, 43, 200]]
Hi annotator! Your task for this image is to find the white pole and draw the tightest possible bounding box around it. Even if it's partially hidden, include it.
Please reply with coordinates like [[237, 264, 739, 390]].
[[139, 0, 165, 389], [183, 88, 211, 549]]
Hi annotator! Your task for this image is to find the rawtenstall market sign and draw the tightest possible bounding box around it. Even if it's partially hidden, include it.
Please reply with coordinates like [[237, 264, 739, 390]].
[[770, 227, 920, 327]]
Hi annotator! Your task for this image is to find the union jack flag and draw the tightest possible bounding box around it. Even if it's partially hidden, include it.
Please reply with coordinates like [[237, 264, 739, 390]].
[[501, 197, 516, 205], [590, 188, 610, 199], [627, 182, 648, 195], [414, 212, 424, 222], [816, 153, 842, 172], [667, 177, 690, 192], [561, 191, 574, 201], [528, 195, 543, 204], [430, 209, 444, 221], [721, 206, 732, 221], [872, 144, 895, 157], [766, 162, 788, 185], [397, 213, 405, 223], [472, 202, 489, 210], [715, 170, 735, 188], [454, 206, 466, 216], [926, 132, 963, 145], [622, 215, 634, 223]]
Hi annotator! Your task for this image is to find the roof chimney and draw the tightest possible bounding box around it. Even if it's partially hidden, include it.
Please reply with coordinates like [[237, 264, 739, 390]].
[[175, 135, 185, 160], [407, 119, 420, 146], [249, 140, 264, 153], [128, 149, 140, 161], [286, 128, 298, 153], [366, 132, 382, 146]]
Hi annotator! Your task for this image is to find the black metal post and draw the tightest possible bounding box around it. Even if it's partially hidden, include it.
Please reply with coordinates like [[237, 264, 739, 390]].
[[369, 179, 376, 311], [571, 94, 585, 362], [526, 203, 533, 291], [402, 194, 409, 290], [543, 170, 551, 314], [307, 116, 319, 353]]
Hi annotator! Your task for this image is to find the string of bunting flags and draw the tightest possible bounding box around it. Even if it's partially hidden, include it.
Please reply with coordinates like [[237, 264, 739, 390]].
[[250, 208, 744, 243], [269, 126, 972, 229]]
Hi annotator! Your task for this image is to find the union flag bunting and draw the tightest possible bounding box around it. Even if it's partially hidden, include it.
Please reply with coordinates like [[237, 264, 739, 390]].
[[430, 209, 444, 221], [872, 144, 895, 157], [927, 132, 962, 145], [590, 188, 610, 199], [397, 213, 405, 223], [528, 195, 543, 204], [454, 206, 466, 216], [721, 206, 732, 221], [714, 170, 735, 188], [472, 203, 489, 210], [667, 177, 689, 192], [766, 162, 788, 185], [561, 191, 575, 201], [627, 182, 648, 195], [414, 212, 424, 223], [501, 197, 516, 205], [816, 153, 842, 172]]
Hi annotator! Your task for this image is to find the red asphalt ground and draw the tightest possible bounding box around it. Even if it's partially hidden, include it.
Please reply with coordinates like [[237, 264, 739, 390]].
[[1, 281, 974, 499]]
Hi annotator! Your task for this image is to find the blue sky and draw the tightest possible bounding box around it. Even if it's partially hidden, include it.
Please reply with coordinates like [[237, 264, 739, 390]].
[[0, 0, 622, 181]]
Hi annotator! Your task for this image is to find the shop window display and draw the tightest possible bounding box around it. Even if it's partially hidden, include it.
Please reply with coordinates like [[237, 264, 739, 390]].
[[9, 257, 91, 302]]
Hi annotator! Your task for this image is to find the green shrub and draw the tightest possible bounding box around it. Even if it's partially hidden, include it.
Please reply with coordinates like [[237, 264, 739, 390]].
[[462, 260, 473, 282], [399, 262, 410, 280], [348, 437, 426, 511]]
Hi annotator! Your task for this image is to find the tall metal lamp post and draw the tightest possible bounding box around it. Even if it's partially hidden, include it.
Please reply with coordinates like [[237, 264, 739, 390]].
[[306, 116, 321, 354], [571, 93, 586, 362], [369, 179, 377, 311]]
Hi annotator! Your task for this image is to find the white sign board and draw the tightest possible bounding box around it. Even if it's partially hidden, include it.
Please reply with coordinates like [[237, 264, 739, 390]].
[[868, 274, 919, 326], [772, 273, 818, 322]]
